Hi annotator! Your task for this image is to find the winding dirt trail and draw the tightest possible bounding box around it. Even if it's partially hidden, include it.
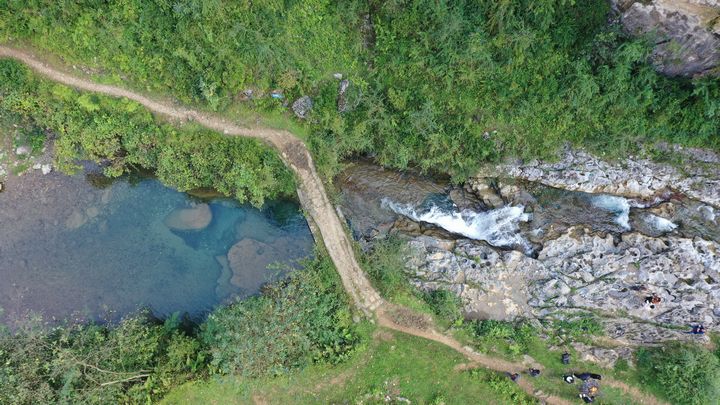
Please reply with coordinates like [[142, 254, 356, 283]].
[[0, 45, 383, 318], [0, 45, 666, 405]]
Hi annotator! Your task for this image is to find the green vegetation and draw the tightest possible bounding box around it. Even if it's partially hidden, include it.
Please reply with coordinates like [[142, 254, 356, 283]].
[[2, 1, 719, 404], [471, 320, 539, 356], [162, 328, 536, 404], [637, 342, 720, 405], [0, 254, 355, 404], [0, 58, 294, 206], [553, 313, 605, 341], [3, 0, 719, 181], [201, 256, 357, 377], [0, 312, 202, 404]]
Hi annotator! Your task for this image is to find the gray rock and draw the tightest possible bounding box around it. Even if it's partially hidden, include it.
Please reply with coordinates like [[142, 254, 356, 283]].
[[338, 80, 351, 112], [404, 225, 720, 344], [571, 342, 635, 369], [292, 95, 313, 119], [611, 0, 720, 76], [15, 145, 30, 156], [472, 146, 720, 208]]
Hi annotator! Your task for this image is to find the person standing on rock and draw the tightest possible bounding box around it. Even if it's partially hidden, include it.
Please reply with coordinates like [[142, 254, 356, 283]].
[[644, 294, 661, 309]]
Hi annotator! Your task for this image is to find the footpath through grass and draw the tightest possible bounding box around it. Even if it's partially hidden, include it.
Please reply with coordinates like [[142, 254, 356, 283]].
[[162, 324, 534, 405]]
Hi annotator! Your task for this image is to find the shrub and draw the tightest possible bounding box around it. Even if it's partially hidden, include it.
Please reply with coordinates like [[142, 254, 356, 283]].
[[363, 237, 411, 299], [423, 289, 463, 324], [466, 369, 535, 405], [0, 312, 202, 405], [201, 255, 357, 376], [636, 342, 720, 405], [554, 314, 604, 339], [472, 320, 538, 356]]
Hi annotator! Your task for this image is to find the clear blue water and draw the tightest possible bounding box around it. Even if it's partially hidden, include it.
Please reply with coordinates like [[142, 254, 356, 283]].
[[0, 170, 313, 324]]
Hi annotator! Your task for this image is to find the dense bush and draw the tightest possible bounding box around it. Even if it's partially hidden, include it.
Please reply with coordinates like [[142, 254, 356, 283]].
[[363, 237, 411, 299], [472, 320, 538, 356], [0, 313, 203, 404], [0, 59, 295, 206], [201, 255, 357, 376], [636, 342, 720, 405], [0, 255, 357, 403], [3, 0, 718, 181], [0, 0, 364, 111], [422, 289, 463, 324]]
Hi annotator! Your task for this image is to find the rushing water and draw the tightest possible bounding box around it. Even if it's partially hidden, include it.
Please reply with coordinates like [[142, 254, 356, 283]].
[[382, 197, 533, 253], [0, 169, 313, 324], [337, 161, 717, 253]]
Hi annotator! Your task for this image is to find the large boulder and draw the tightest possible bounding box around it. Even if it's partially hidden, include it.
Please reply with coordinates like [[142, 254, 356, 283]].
[[611, 0, 720, 76], [164, 203, 212, 231]]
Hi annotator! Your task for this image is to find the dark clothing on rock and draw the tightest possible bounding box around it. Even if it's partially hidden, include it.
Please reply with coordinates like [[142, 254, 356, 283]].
[[580, 394, 595, 403], [575, 372, 602, 381], [529, 368, 541, 377]]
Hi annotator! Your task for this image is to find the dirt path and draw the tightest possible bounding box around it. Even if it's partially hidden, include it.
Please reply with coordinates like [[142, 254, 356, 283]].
[[0, 45, 666, 405], [377, 305, 573, 405], [0, 45, 383, 317]]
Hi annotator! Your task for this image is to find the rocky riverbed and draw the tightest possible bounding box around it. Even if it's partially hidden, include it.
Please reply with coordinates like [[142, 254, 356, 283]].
[[337, 150, 719, 347]]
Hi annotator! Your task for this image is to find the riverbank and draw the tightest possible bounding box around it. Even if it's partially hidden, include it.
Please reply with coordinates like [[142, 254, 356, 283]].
[[336, 151, 719, 346]]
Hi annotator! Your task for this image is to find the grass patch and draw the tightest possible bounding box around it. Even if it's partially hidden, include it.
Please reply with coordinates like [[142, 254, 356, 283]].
[[161, 326, 534, 404]]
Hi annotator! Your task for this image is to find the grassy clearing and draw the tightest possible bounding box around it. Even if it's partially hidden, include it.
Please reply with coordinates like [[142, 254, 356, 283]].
[[162, 324, 534, 405]]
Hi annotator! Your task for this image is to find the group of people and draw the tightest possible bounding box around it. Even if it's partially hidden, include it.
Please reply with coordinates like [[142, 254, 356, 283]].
[[644, 292, 707, 335], [505, 352, 603, 403]]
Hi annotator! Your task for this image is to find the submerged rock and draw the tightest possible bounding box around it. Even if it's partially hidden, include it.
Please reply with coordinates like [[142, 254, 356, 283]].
[[65, 209, 87, 229], [226, 238, 281, 288], [164, 203, 212, 231]]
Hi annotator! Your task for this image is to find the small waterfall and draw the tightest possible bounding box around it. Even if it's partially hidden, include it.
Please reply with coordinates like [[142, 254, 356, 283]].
[[382, 198, 532, 252], [590, 195, 631, 230]]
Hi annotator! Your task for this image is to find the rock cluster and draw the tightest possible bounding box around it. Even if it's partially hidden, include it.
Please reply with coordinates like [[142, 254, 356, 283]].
[[291, 95, 313, 119], [471, 146, 720, 208], [405, 226, 719, 344]]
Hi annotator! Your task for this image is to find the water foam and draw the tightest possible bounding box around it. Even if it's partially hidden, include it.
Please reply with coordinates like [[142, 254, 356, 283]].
[[382, 198, 531, 251], [590, 195, 631, 230], [645, 214, 678, 233]]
